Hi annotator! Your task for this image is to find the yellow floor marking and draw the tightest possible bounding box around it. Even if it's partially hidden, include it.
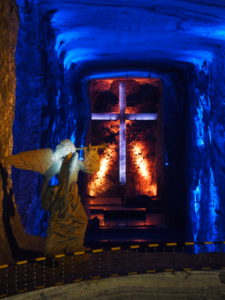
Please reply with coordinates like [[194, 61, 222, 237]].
[[92, 249, 103, 253], [130, 245, 140, 249], [148, 243, 159, 247], [74, 251, 85, 256], [16, 260, 28, 265], [54, 254, 65, 259], [35, 257, 46, 262], [166, 243, 177, 246], [0, 264, 8, 269], [111, 247, 121, 251]]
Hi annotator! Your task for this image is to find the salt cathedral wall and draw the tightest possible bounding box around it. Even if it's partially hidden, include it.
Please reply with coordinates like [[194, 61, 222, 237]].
[[1, 0, 225, 262], [0, 0, 18, 262]]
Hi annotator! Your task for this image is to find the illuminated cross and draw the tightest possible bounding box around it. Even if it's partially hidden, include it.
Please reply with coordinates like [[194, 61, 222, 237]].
[[92, 81, 157, 185]]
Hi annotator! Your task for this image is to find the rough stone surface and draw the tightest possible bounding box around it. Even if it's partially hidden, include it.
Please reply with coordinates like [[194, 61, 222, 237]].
[[6, 271, 225, 300], [1, 0, 225, 261], [12, 0, 78, 240], [0, 0, 18, 263], [0, 0, 45, 263]]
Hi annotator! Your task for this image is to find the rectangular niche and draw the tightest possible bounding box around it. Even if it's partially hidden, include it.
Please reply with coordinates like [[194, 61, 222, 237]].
[[86, 78, 164, 229]]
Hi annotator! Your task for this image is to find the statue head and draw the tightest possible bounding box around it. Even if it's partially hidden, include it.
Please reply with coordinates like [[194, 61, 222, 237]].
[[54, 139, 76, 159]]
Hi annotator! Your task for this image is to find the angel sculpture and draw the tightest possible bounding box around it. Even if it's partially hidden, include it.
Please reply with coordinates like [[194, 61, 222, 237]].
[[4, 139, 102, 256]]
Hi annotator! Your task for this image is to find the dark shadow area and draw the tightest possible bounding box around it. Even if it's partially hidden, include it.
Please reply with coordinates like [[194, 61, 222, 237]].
[[0, 163, 43, 260]]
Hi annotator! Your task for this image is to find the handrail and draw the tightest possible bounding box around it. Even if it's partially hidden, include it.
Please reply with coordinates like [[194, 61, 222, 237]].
[[0, 240, 225, 298]]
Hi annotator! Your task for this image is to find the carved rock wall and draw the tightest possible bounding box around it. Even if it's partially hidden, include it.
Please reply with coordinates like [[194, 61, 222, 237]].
[[0, 0, 18, 263]]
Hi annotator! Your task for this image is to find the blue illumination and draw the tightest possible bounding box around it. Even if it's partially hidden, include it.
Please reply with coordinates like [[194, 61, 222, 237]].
[[13, 0, 225, 248], [64, 49, 95, 70], [165, 153, 169, 166], [70, 132, 76, 144], [209, 167, 220, 241], [189, 58, 224, 252], [56, 90, 61, 109], [87, 71, 160, 81], [55, 31, 82, 54], [194, 95, 205, 147], [191, 179, 201, 242], [178, 51, 213, 70], [191, 26, 225, 40], [208, 126, 212, 144]]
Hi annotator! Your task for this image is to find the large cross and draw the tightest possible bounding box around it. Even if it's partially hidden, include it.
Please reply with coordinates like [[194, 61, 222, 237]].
[[92, 81, 157, 185]]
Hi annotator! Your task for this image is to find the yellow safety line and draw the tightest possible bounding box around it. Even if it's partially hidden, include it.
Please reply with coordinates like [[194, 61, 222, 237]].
[[35, 257, 46, 262], [220, 267, 225, 270], [164, 269, 174, 272], [17, 260, 28, 265], [0, 294, 8, 298], [111, 247, 121, 251], [201, 267, 212, 270], [55, 254, 65, 259], [0, 264, 8, 269], [74, 251, 85, 256], [148, 243, 159, 247], [185, 242, 195, 245], [130, 245, 140, 249], [35, 285, 45, 289], [111, 274, 119, 277], [166, 243, 177, 246], [92, 249, 103, 253], [0, 240, 223, 271]]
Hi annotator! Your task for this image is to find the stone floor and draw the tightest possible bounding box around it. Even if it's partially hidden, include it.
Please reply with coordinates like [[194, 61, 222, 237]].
[[5, 271, 225, 300]]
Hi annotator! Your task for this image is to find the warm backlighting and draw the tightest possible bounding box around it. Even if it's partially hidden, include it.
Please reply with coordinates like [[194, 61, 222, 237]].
[[91, 82, 157, 185], [88, 144, 117, 196], [130, 141, 157, 196]]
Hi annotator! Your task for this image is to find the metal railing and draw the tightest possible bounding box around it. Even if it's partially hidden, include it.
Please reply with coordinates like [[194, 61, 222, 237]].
[[1, 241, 225, 298]]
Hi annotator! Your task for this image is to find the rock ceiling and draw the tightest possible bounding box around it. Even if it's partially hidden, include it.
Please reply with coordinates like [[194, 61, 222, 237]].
[[25, 0, 225, 77]]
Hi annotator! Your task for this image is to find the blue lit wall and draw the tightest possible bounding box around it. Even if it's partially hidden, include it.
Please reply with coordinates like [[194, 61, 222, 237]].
[[13, 0, 225, 247], [13, 0, 79, 236], [188, 56, 225, 251]]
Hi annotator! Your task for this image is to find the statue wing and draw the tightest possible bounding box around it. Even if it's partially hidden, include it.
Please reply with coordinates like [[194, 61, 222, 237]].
[[3, 148, 56, 175]]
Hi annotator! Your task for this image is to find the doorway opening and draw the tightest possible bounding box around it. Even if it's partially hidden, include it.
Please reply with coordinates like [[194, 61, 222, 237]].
[[85, 78, 166, 236]]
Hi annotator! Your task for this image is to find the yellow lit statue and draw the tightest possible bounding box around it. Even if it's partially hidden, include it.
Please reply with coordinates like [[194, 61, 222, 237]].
[[4, 140, 103, 255]]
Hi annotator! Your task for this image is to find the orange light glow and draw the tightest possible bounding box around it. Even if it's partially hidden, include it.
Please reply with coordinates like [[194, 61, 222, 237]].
[[88, 144, 117, 196], [130, 141, 157, 197]]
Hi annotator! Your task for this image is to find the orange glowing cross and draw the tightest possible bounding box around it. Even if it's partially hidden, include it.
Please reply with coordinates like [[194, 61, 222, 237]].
[[92, 81, 157, 185]]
